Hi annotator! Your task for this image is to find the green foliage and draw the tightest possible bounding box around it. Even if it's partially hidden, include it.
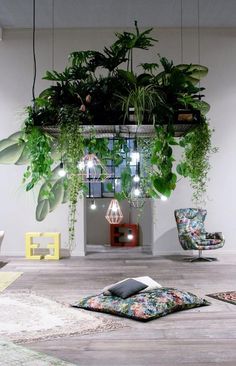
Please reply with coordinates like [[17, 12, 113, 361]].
[[23, 127, 54, 191], [177, 119, 218, 205], [59, 106, 85, 248], [150, 127, 178, 198]]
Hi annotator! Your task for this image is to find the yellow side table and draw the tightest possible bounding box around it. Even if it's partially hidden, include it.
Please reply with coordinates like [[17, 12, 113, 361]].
[[25, 232, 61, 260]]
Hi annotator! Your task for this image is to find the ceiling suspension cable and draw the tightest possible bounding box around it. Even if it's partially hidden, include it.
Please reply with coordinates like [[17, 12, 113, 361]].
[[197, 0, 201, 99], [180, 0, 183, 63], [51, 0, 55, 72], [32, 0, 36, 103]]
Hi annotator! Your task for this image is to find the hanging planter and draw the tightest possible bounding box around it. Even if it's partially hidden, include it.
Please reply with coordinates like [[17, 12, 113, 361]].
[[0, 23, 217, 249]]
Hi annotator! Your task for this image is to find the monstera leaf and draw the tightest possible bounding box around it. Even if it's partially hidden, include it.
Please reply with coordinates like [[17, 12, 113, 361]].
[[0, 131, 29, 165], [176, 64, 208, 85], [0, 131, 60, 165], [36, 165, 69, 221], [36, 199, 50, 222], [0, 143, 25, 164], [192, 100, 210, 115], [49, 179, 66, 212]]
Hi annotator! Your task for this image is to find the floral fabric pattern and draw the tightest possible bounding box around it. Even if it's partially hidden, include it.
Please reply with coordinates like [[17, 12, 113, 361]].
[[174, 208, 225, 251], [72, 288, 210, 322]]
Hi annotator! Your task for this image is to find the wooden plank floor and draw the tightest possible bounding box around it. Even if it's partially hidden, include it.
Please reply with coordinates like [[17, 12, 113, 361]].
[[1, 253, 236, 366]]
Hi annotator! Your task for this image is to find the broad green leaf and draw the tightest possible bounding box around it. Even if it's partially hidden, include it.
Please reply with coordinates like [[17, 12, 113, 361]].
[[36, 199, 50, 221], [38, 182, 49, 202], [179, 139, 186, 147], [176, 162, 188, 177], [176, 64, 208, 80], [0, 143, 24, 164], [152, 177, 165, 195], [0, 138, 15, 152], [15, 146, 30, 165], [117, 70, 136, 84], [106, 182, 114, 192], [168, 137, 179, 146], [154, 140, 163, 152], [193, 100, 210, 115], [49, 179, 65, 212], [150, 155, 158, 165], [62, 185, 69, 203], [8, 131, 22, 141]]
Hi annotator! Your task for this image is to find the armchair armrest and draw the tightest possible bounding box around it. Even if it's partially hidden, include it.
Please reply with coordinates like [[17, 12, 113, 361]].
[[206, 232, 224, 240]]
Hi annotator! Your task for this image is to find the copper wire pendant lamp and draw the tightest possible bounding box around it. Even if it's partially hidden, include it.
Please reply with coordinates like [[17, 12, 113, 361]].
[[105, 199, 123, 224]]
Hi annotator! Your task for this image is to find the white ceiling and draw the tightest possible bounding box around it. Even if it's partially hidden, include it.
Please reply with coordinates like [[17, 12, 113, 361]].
[[0, 0, 236, 29]]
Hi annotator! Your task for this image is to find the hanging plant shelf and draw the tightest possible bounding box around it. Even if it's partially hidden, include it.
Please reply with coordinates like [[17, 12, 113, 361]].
[[40, 114, 200, 139]]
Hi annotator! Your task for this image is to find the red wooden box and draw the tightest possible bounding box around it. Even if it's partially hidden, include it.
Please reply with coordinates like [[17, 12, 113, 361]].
[[110, 223, 139, 247]]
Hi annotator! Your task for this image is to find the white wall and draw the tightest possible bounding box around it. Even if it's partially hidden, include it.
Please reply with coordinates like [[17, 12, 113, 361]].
[[0, 27, 235, 255]]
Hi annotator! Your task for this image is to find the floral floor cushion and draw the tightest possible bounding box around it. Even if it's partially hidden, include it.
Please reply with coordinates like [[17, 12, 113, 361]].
[[71, 288, 210, 322]]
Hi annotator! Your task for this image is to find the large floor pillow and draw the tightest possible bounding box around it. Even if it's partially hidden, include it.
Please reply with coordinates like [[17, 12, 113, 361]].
[[72, 288, 210, 322]]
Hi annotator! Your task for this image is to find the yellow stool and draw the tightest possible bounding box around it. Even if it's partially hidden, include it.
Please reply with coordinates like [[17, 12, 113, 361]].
[[25, 232, 61, 260]]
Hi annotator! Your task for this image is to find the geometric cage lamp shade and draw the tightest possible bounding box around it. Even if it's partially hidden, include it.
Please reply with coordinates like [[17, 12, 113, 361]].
[[78, 153, 110, 182], [105, 199, 123, 224]]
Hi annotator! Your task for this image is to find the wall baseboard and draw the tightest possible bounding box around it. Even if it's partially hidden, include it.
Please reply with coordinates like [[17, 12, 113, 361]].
[[1, 249, 236, 256]]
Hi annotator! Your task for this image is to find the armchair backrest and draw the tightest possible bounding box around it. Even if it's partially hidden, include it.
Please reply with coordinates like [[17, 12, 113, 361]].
[[174, 208, 206, 249]]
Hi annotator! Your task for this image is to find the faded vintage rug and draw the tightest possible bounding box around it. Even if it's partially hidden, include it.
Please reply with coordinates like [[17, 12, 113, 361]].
[[0, 340, 76, 365], [0, 272, 23, 292], [207, 291, 236, 305], [0, 292, 125, 344]]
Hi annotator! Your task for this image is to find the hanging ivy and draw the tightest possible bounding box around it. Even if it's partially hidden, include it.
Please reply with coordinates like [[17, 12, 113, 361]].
[[177, 118, 218, 205], [59, 106, 85, 248]]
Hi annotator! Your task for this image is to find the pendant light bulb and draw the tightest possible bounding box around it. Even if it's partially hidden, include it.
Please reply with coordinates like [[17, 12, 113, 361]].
[[130, 151, 140, 165], [78, 161, 85, 170], [58, 162, 66, 177], [87, 160, 94, 168], [134, 187, 141, 197], [160, 195, 168, 201], [133, 174, 140, 183], [127, 231, 134, 240], [90, 199, 97, 210]]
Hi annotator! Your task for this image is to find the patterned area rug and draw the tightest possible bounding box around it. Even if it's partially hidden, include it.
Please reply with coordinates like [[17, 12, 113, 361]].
[[207, 291, 236, 305], [0, 292, 125, 344], [0, 272, 23, 292], [0, 340, 76, 365]]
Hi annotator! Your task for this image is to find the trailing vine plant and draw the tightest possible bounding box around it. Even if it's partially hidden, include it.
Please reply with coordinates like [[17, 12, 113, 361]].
[[177, 117, 218, 206], [59, 106, 85, 248]]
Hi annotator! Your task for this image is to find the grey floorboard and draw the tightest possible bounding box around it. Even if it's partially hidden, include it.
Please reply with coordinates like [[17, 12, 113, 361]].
[[1, 253, 236, 365]]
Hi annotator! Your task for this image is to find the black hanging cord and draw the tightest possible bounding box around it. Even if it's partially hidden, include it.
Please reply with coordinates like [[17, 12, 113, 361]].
[[51, 0, 55, 72], [197, 0, 201, 100], [197, 0, 200, 66], [32, 0, 37, 104], [180, 0, 183, 63]]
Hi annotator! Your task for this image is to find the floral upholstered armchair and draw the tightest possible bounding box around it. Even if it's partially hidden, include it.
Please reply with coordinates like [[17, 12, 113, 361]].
[[174, 208, 225, 261]]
